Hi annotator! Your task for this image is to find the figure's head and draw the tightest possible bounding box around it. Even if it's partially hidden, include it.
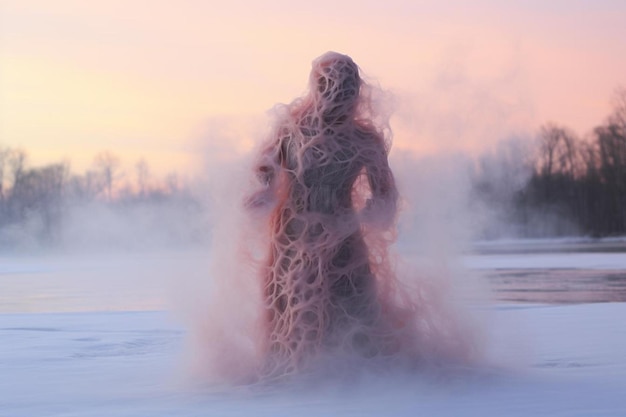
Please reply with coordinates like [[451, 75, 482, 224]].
[[310, 52, 361, 123]]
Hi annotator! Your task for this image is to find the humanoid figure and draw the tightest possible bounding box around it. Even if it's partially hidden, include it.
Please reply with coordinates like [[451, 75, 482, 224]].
[[246, 52, 399, 377]]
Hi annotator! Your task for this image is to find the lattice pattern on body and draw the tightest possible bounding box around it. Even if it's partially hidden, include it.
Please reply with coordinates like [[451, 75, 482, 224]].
[[245, 52, 417, 379]]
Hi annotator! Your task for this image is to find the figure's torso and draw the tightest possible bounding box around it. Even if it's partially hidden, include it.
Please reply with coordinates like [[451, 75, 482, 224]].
[[282, 124, 367, 214]]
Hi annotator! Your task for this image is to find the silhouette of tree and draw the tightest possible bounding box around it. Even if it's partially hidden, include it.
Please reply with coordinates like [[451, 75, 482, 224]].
[[135, 159, 151, 197], [93, 151, 122, 202]]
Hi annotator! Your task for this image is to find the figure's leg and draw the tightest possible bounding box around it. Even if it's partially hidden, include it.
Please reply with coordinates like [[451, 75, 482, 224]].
[[328, 233, 380, 327]]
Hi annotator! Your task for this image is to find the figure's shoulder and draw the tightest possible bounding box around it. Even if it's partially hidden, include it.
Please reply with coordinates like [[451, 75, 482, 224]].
[[267, 114, 295, 146], [354, 121, 384, 144]]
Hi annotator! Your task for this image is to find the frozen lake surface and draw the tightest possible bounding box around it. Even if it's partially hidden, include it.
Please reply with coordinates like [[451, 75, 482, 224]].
[[466, 239, 626, 304], [1, 241, 626, 416]]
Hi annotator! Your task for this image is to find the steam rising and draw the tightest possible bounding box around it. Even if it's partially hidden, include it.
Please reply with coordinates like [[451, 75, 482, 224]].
[[183, 53, 485, 385]]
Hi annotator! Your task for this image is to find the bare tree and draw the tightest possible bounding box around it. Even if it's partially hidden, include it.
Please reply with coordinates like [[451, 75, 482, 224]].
[[135, 158, 151, 197], [609, 86, 626, 129], [537, 124, 582, 179], [93, 151, 121, 201], [8, 149, 27, 191], [600, 87, 626, 183], [0, 146, 9, 202], [67, 169, 104, 201]]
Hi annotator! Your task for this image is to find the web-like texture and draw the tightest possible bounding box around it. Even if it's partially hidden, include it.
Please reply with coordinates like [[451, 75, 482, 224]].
[[245, 52, 424, 379]]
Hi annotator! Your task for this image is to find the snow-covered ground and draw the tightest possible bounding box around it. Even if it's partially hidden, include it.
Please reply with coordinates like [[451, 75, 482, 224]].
[[2, 243, 626, 416]]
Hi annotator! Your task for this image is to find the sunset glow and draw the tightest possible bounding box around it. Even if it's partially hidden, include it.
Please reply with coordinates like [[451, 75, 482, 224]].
[[2, 0, 625, 175]]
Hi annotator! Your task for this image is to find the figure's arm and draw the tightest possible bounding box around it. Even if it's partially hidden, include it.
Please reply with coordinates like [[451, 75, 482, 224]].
[[244, 133, 284, 210], [360, 131, 398, 228]]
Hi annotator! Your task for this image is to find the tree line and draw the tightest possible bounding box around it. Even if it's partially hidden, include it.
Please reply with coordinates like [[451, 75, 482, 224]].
[[1, 88, 625, 248], [0, 149, 206, 249], [474, 87, 626, 238]]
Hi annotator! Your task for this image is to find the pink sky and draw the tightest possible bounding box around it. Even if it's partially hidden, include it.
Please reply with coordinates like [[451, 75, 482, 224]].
[[1, 0, 625, 175]]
